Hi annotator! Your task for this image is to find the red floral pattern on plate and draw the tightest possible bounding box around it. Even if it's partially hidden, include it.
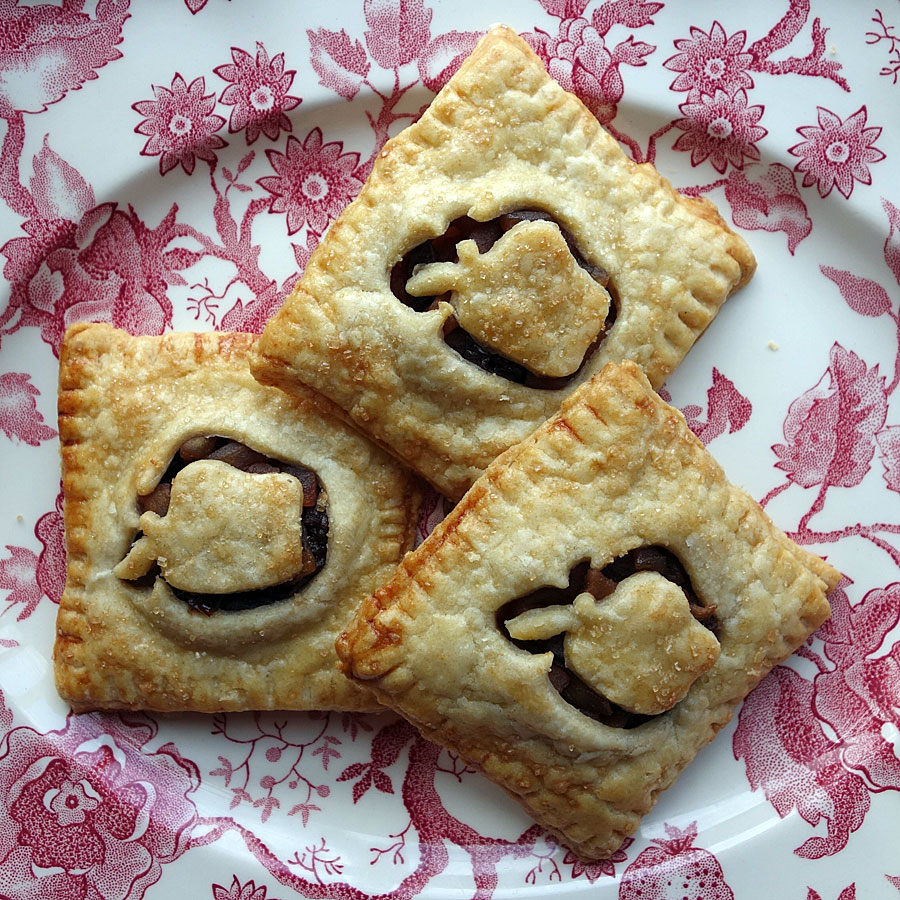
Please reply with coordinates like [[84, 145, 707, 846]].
[[788, 106, 886, 199], [0, 372, 56, 446], [673, 88, 766, 173], [528, 4, 659, 125], [723, 162, 812, 254], [215, 44, 301, 145], [133, 74, 227, 175], [211, 876, 276, 900], [618, 822, 734, 899], [258, 128, 363, 235], [664, 22, 754, 98], [0, 695, 198, 900], [0, 0, 130, 117]]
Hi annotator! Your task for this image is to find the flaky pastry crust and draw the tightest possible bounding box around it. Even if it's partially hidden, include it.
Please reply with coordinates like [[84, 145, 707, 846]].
[[252, 25, 756, 500], [337, 361, 839, 860], [55, 323, 421, 713]]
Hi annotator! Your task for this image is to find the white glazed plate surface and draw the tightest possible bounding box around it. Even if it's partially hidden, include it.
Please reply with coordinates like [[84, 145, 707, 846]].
[[1, 1, 899, 898]]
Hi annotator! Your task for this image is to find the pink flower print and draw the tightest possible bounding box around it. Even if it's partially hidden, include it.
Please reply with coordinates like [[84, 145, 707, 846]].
[[132, 74, 227, 175], [673, 89, 766, 174], [44, 777, 101, 826], [215, 43, 301, 145], [1, 201, 185, 354], [213, 876, 275, 900], [0, 372, 57, 446], [0, 708, 198, 899], [664, 22, 754, 98], [259, 128, 362, 235], [788, 106, 886, 199], [546, 18, 612, 90], [562, 838, 630, 882], [544, 19, 615, 122]]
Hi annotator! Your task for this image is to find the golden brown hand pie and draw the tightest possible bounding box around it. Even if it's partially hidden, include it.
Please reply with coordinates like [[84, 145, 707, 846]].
[[55, 323, 420, 713], [336, 361, 839, 860], [252, 25, 756, 501]]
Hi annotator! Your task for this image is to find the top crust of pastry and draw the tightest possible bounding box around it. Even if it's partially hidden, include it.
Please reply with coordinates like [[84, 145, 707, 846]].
[[55, 323, 421, 713], [337, 360, 838, 859], [253, 25, 756, 500]]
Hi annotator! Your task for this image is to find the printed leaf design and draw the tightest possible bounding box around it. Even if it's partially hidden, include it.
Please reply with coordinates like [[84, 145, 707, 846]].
[[252, 795, 280, 823], [724, 163, 811, 255], [592, 0, 663, 36], [288, 801, 321, 826], [681, 368, 752, 444], [30, 136, 95, 223], [307, 28, 370, 100], [0, 372, 57, 446], [0, 546, 43, 620], [336, 718, 412, 802], [418, 31, 482, 92], [821, 266, 892, 317], [312, 735, 342, 770], [364, 0, 432, 70], [210, 755, 234, 787], [35, 496, 65, 604], [773, 344, 887, 489], [229, 787, 252, 809], [883, 199, 900, 290], [734, 666, 869, 859], [610, 36, 654, 67], [876, 426, 900, 493], [808, 888, 856, 900], [0, 0, 130, 116]]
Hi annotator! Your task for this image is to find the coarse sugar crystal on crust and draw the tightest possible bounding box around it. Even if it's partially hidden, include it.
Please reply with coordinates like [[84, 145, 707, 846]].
[[252, 25, 756, 501], [336, 360, 839, 860], [55, 323, 421, 713]]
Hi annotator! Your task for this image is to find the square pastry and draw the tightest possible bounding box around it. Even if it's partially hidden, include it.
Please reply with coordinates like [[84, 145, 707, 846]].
[[337, 361, 840, 860], [252, 25, 756, 501], [55, 323, 421, 713]]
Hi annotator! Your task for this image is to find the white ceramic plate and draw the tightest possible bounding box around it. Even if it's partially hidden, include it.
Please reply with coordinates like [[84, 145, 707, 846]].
[[1, 1, 899, 898]]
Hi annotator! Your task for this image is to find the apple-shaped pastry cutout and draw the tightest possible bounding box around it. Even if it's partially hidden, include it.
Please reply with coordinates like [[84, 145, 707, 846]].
[[405, 219, 611, 377], [114, 459, 309, 594], [504, 571, 721, 715]]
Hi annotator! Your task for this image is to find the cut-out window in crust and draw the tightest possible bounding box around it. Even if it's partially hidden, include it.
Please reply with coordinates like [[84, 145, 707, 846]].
[[391, 210, 618, 389], [114, 437, 328, 614], [497, 547, 721, 728]]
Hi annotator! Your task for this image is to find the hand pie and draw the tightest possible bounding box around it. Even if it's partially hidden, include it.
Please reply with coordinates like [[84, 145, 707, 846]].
[[252, 25, 756, 500], [55, 323, 420, 713], [337, 361, 839, 860]]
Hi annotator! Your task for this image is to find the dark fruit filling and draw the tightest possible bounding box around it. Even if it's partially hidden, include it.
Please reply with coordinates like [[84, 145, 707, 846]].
[[496, 547, 718, 728], [391, 210, 618, 389], [124, 437, 328, 614]]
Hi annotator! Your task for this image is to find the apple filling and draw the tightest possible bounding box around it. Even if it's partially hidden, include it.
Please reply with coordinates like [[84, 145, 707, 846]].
[[115, 437, 328, 614], [391, 210, 618, 388], [497, 547, 720, 727]]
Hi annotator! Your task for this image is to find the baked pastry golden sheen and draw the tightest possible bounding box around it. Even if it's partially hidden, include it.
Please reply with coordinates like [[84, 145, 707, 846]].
[[252, 25, 756, 501], [337, 361, 840, 860], [55, 323, 420, 713]]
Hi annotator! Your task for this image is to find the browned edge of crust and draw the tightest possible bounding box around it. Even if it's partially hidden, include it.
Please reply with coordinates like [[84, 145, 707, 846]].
[[55, 322, 424, 713]]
